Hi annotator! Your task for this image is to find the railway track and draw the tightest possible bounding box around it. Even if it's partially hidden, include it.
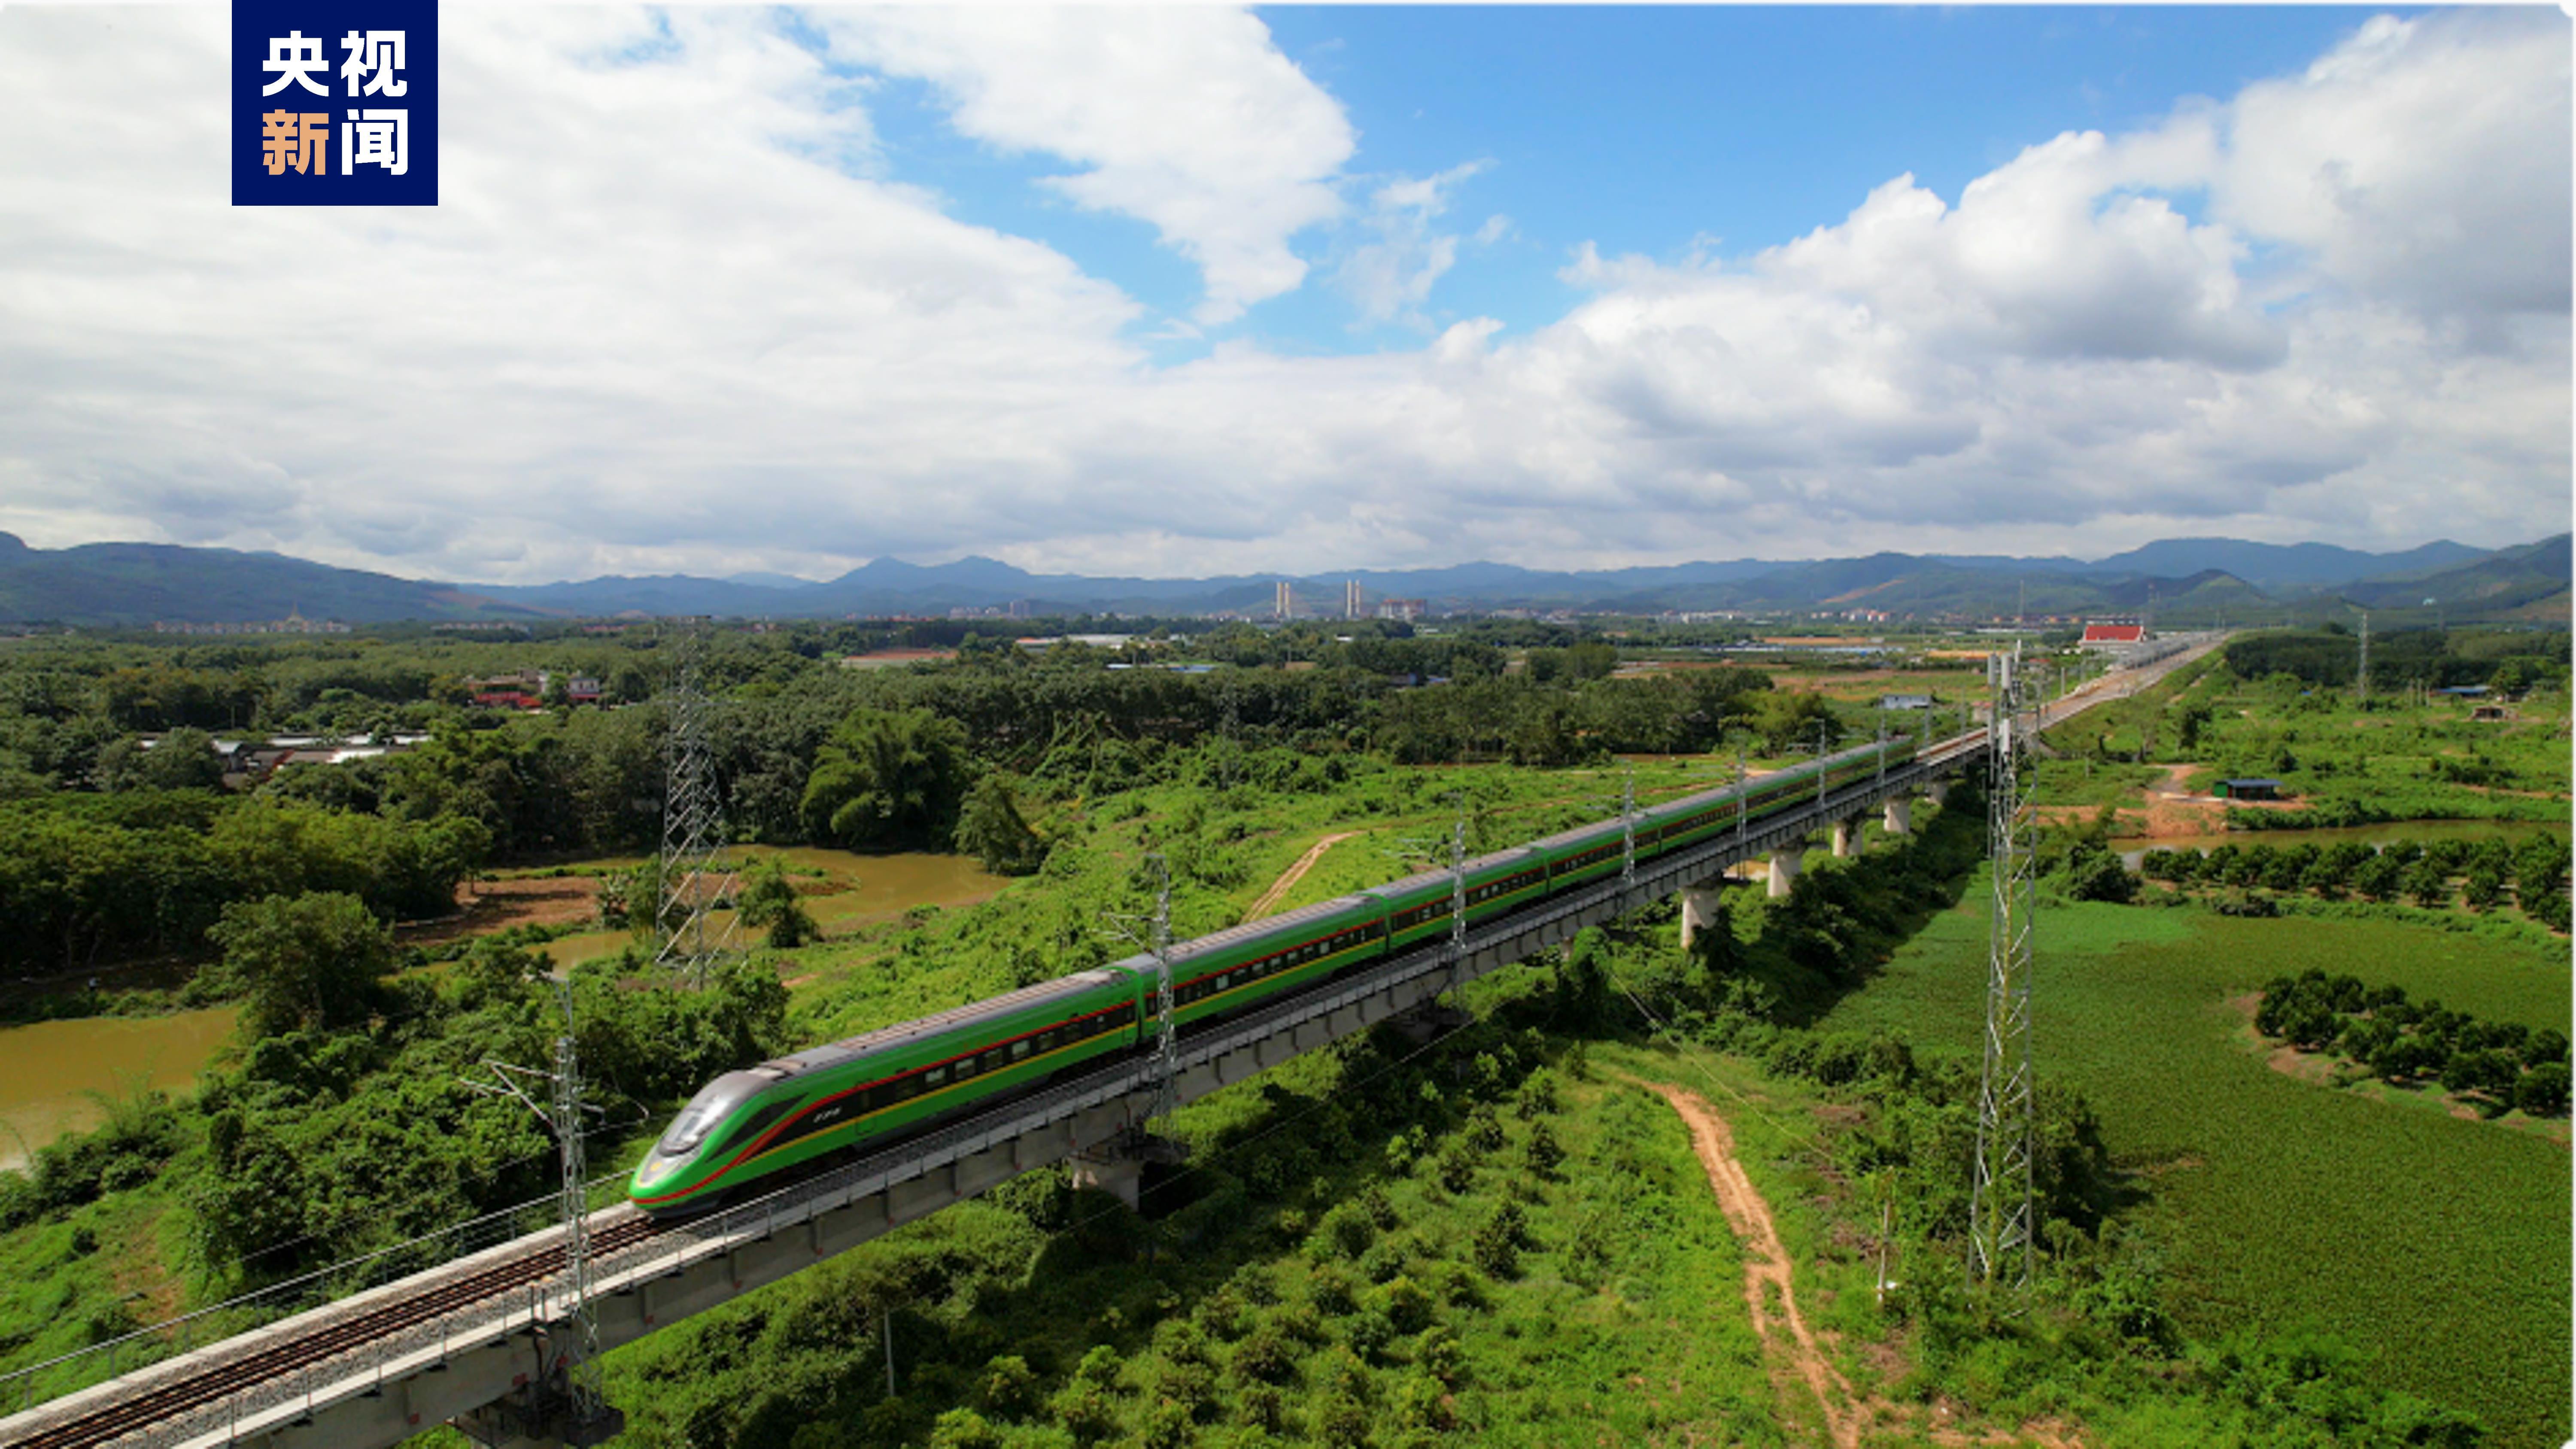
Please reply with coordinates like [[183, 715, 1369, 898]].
[[15, 1215, 666, 1449], [4, 707, 2082, 1448]]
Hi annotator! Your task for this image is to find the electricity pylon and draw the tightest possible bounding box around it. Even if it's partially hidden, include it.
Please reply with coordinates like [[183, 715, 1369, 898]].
[[654, 621, 737, 985], [1970, 644, 2037, 1291]]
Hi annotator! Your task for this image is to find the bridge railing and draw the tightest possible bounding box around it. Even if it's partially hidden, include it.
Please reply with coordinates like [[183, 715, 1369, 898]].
[[0, 1168, 641, 1418], [47, 739, 2002, 1446]]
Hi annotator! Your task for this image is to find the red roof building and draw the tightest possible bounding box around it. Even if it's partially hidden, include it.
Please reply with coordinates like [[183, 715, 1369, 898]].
[[2081, 623, 2146, 647]]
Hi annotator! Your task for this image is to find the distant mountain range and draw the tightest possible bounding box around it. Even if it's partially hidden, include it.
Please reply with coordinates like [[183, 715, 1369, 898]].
[[0, 528, 2559, 628]]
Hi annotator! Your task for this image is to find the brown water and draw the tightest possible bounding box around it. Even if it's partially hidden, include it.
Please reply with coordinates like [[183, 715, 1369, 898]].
[[543, 849, 1009, 968], [2112, 819, 2567, 865], [0, 1008, 239, 1171]]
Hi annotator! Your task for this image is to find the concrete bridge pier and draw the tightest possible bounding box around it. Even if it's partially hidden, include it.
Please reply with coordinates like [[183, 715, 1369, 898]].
[[1883, 798, 1911, 837], [1069, 1132, 1187, 1211], [1679, 886, 1726, 951], [1925, 779, 1949, 806], [1831, 818, 1862, 858], [1767, 848, 1803, 898]]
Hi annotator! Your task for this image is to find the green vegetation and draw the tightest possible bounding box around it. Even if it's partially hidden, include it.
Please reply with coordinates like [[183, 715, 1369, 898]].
[[0, 619, 2565, 1445], [2142, 834, 2572, 934], [1815, 891, 2571, 1446], [2253, 969, 2570, 1120], [604, 1026, 1798, 1449]]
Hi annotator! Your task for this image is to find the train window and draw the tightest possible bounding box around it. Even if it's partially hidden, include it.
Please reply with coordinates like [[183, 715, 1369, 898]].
[[1010, 1038, 1031, 1059], [708, 1099, 797, 1157], [954, 1056, 978, 1079], [924, 1065, 948, 1088]]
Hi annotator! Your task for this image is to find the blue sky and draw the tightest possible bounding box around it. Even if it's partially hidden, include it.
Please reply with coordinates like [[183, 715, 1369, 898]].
[[864, 6, 2419, 361], [0, 5, 2562, 581]]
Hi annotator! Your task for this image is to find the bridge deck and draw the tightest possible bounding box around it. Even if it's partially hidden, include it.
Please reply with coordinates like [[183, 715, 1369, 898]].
[[0, 634, 2224, 1449]]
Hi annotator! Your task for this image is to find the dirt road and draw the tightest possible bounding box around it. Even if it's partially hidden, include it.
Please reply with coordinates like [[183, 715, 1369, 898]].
[[1634, 1079, 1866, 1449], [1242, 831, 1361, 921]]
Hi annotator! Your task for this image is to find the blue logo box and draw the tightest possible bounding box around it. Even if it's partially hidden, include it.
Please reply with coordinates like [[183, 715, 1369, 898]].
[[232, 0, 437, 205]]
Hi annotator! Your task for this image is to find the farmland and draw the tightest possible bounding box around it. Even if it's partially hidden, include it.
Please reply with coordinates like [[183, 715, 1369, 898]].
[[1815, 892, 2573, 1446]]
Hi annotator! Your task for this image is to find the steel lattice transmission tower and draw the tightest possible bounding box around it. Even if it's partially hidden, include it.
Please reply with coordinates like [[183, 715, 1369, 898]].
[[655, 622, 738, 984], [1971, 644, 2038, 1290]]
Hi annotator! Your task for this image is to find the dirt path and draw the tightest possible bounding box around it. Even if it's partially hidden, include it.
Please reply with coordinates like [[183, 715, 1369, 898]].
[[1242, 831, 1362, 921], [1634, 1079, 1865, 1449]]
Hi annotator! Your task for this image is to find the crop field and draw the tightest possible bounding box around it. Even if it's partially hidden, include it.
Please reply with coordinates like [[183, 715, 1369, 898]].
[[595, 1014, 1821, 1448], [2038, 648, 2573, 827], [1815, 886, 2573, 1446]]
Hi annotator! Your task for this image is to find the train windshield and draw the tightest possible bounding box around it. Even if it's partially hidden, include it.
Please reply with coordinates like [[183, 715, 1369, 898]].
[[656, 1072, 770, 1157]]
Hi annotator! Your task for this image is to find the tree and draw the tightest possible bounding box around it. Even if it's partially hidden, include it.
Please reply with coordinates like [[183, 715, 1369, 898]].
[[2515, 1062, 2570, 1117], [954, 775, 1047, 875], [2062, 845, 2138, 904], [1749, 689, 1843, 755], [202, 891, 394, 1038], [799, 707, 972, 849], [736, 860, 817, 950]]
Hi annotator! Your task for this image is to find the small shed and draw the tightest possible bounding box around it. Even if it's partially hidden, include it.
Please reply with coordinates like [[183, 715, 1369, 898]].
[[1878, 693, 1934, 710], [2215, 778, 2283, 801]]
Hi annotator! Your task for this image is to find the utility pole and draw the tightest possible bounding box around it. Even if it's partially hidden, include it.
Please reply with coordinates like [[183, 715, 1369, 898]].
[[1445, 804, 1469, 997], [1619, 765, 1637, 889], [460, 980, 621, 1446], [1106, 856, 1179, 1126], [1971, 645, 2037, 1292]]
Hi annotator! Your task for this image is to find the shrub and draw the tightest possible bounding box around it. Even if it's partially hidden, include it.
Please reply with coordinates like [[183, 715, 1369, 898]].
[[929, 1408, 1004, 1449], [1049, 1382, 1118, 1445], [1234, 1382, 1286, 1432], [1231, 1324, 1296, 1385], [2517, 1062, 2570, 1117], [1522, 1119, 1564, 1175], [1472, 1201, 1526, 1278], [981, 1355, 1039, 1420], [1310, 1265, 1361, 1318]]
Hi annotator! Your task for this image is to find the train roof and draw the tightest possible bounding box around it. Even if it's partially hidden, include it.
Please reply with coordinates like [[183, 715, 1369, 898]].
[[762, 969, 1126, 1076], [1160, 893, 1379, 965], [1360, 844, 1537, 902], [1525, 816, 1628, 852]]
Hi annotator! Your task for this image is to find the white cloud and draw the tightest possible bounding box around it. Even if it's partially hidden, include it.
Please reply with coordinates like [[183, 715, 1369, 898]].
[[818, 8, 1352, 324], [1329, 161, 1488, 328], [2213, 10, 2571, 325], [0, 6, 2561, 587]]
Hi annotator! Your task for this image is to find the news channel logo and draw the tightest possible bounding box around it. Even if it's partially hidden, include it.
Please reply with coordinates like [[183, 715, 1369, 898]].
[[233, 0, 437, 206]]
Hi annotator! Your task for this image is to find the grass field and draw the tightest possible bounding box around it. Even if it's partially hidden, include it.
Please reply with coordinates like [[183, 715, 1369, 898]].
[[1815, 886, 2573, 1447], [595, 1017, 1817, 1448]]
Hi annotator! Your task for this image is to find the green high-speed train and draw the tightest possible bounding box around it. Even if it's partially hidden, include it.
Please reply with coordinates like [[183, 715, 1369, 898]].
[[629, 735, 1929, 1217]]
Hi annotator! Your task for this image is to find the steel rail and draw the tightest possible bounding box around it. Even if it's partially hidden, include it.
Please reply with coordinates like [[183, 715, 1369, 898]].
[[12, 730, 2019, 1448]]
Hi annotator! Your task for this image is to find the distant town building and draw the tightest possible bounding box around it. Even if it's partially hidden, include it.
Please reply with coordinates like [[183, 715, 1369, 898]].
[[153, 612, 350, 635], [1376, 598, 1427, 622], [466, 669, 550, 708]]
